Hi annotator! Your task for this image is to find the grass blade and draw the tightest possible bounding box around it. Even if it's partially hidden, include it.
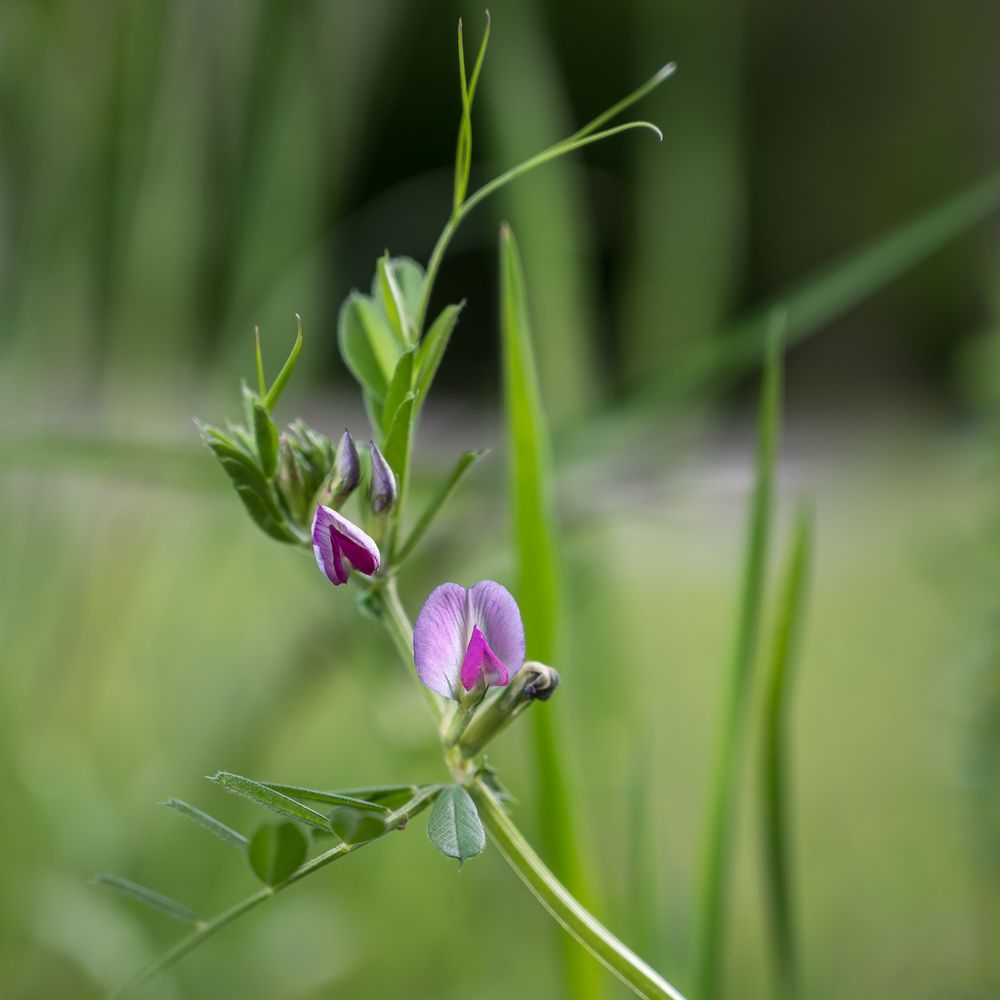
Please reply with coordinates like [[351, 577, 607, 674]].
[[209, 772, 331, 831], [664, 171, 1000, 401], [761, 505, 813, 998], [162, 798, 249, 850], [500, 223, 604, 999], [695, 311, 784, 1000], [92, 874, 199, 925]]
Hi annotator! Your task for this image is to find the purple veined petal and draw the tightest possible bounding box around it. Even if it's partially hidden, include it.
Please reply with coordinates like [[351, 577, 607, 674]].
[[413, 583, 469, 698], [413, 580, 525, 699], [311, 506, 380, 586], [460, 625, 510, 691]]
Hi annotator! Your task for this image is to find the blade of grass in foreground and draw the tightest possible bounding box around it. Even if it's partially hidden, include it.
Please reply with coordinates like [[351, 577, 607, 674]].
[[761, 505, 813, 999], [500, 223, 604, 1000], [694, 311, 784, 1000]]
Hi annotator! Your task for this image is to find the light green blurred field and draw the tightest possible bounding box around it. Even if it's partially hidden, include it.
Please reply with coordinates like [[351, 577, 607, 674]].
[[2, 397, 997, 998]]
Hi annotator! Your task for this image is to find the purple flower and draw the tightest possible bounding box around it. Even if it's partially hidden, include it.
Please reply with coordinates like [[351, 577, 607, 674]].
[[413, 581, 526, 699], [311, 505, 380, 585]]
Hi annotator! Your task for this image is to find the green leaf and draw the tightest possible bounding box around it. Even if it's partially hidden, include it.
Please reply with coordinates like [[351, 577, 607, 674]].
[[328, 806, 388, 845], [251, 398, 279, 479], [395, 450, 485, 565], [247, 821, 308, 886], [92, 874, 198, 925], [415, 302, 464, 409], [376, 253, 413, 347], [209, 772, 332, 832], [500, 224, 595, 933], [372, 256, 425, 328], [761, 505, 813, 996], [696, 312, 785, 1000], [381, 350, 416, 437], [338, 292, 402, 405], [262, 314, 304, 412], [427, 785, 485, 864], [199, 424, 298, 543], [383, 394, 415, 496], [260, 782, 390, 813], [162, 798, 248, 850]]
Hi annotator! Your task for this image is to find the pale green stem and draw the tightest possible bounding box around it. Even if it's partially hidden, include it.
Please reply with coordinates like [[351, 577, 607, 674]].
[[469, 777, 686, 1000]]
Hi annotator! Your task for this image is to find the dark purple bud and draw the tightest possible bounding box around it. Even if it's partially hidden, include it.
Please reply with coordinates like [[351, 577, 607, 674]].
[[368, 440, 397, 514]]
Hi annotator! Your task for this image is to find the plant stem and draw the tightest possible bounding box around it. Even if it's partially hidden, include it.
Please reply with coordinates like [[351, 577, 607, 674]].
[[109, 788, 438, 998], [469, 777, 687, 1000]]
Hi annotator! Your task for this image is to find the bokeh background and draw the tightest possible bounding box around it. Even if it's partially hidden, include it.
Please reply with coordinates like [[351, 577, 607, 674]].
[[2, 1, 1000, 997]]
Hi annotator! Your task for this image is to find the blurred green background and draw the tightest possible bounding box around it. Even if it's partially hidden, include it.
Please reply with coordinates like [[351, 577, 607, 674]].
[[2, 1, 1000, 997]]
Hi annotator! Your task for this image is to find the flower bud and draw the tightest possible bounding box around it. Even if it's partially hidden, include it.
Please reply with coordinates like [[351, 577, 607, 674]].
[[368, 440, 397, 514], [328, 428, 360, 503]]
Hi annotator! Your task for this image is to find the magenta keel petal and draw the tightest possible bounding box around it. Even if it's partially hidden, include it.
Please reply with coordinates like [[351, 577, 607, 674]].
[[311, 506, 380, 586]]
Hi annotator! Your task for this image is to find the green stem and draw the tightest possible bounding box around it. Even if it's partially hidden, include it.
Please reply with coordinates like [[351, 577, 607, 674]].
[[469, 777, 686, 1000]]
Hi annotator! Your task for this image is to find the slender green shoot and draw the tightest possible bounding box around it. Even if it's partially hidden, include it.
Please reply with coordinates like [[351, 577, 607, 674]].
[[162, 798, 249, 850], [253, 327, 267, 397], [453, 13, 491, 211], [394, 450, 485, 566], [761, 505, 813, 998], [695, 311, 785, 1000], [262, 314, 304, 412], [414, 62, 673, 335], [568, 62, 676, 142]]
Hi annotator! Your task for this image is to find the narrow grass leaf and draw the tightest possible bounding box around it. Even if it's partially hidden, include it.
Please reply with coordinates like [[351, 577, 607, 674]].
[[695, 312, 784, 1000], [395, 450, 485, 565], [501, 224, 602, 996], [247, 821, 308, 886], [665, 171, 1000, 401], [427, 785, 485, 863], [209, 772, 332, 832], [92, 875, 198, 925], [761, 505, 813, 998], [162, 798, 248, 850]]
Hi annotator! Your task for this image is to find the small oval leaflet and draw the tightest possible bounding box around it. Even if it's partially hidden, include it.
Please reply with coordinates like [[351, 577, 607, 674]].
[[426, 785, 485, 864], [248, 821, 308, 886]]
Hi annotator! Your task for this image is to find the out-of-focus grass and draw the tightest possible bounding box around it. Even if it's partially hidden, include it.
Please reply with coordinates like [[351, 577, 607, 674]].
[[2, 406, 998, 998]]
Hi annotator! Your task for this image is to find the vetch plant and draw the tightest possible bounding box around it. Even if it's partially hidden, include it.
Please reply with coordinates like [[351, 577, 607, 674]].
[[96, 15, 687, 1000]]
